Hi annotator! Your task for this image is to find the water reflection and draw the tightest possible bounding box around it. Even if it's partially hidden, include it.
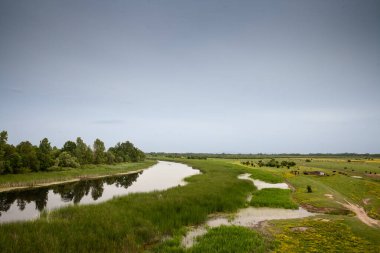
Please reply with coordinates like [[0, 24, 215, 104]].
[[0, 172, 140, 218]]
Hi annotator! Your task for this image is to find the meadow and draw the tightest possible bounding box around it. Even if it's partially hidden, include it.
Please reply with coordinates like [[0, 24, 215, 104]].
[[0, 157, 379, 252]]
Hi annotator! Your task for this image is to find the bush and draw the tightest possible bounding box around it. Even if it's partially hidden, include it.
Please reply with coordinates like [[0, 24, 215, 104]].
[[56, 152, 80, 168], [307, 185, 312, 193]]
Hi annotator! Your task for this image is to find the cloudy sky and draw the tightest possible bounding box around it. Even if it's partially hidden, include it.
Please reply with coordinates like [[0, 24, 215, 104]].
[[0, 0, 379, 153]]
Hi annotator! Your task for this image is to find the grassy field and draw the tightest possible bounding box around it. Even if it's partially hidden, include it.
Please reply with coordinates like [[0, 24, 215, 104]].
[[0, 160, 156, 189], [0, 157, 379, 252], [250, 188, 298, 209], [267, 216, 380, 253]]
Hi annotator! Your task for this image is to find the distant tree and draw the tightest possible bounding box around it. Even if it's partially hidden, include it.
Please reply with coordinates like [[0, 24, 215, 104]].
[[307, 185, 312, 193], [0, 130, 8, 172], [75, 137, 88, 164], [56, 152, 80, 168], [62, 141, 77, 156], [106, 151, 115, 164], [85, 145, 94, 164], [16, 141, 40, 171], [93, 139, 106, 164], [109, 141, 145, 162], [38, 138, 54, 171]]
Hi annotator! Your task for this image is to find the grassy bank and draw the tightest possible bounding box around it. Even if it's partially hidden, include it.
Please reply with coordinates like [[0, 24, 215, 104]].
[[0, 160, 156, 190]]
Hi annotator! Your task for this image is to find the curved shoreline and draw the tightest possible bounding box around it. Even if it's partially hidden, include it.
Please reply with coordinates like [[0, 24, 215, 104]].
[[0, 169, 145, 193]]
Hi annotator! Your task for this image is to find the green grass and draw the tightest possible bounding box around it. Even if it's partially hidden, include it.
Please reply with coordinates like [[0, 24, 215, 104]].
[[0, 159, 254, 253], [189, 226, 272, 253], [0, 160, 156, 189], [288, 173, 380, 218], [268, 217, 380, 253], [250, 188, 298, 209]]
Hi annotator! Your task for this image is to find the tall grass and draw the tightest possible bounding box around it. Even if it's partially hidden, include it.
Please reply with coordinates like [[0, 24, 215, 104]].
[[189, 226, 271, 253], [250, 188, 298, 209]]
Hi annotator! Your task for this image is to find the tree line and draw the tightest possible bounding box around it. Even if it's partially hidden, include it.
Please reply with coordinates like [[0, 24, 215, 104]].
[[0, 130, 145, 174]]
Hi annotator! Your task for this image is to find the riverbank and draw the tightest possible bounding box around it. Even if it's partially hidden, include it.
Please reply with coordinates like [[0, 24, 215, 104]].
[[0, 160, 156, 192]]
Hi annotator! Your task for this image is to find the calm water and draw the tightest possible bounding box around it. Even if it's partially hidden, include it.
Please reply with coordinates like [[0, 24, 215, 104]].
[[0, 161, 200, 223]]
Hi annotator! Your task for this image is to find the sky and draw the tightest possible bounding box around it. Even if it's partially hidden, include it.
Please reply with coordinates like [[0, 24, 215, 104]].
[[0, 0, 379, 153]]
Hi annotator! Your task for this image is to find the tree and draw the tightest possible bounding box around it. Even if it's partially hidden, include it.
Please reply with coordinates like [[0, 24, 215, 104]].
[[62, 141, 77, 156], [56, 152, 80, 168], [0, 131, 8, 172], [307, 185, 312, 193], [16, 141, 40, 172], [109, 141, 145, 162], [38, 138, 54, 171], [106, 151, 115, 164], [85, 145, 94, 164], [93, 139, 106, 164], [75, 137, 88, 164]]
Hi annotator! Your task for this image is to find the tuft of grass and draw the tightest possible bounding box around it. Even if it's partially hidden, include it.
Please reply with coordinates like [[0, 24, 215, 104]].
[[250, 188, 298, 209], [189, 226, 272, 253]]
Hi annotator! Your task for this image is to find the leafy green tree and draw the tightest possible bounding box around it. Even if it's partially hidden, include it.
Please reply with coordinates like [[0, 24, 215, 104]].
[[75, 137, 88, 164], [56, 152, 80, 168], [106, 151, 115, 164], [109, 141, 145, 162], [85, 145, 94, 164], [38, 138, 54, 171], [62, 141, 77, 156], [93, 139, 106, 164], [0, 130, 8, 172], [16, 141, 40, 171]]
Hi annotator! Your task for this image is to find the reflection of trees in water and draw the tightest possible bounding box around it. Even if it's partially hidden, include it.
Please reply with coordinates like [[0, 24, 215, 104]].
[[0, 172, 141, 216], [53, 172, 141, 202], [0, 188, 49, 216]]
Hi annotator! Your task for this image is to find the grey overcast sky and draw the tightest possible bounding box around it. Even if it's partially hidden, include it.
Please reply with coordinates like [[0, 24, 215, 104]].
[[0, 0, 379, 153]]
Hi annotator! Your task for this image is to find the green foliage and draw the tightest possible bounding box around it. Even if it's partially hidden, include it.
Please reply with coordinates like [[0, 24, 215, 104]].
[[109, 141, 145, 162], [74, 137, 88, 164], [250, 188, 298, 209], [16, 141, 40, 172], [56, 152, 80, 168], [37, 138, 54, 171], [105, 151, 115, 164], [93, 138, 106, 164], [62, 141, 77, 155], [307, 185, 312, 193], [189, 226, 271, 253], [0, 130, 145, 174]]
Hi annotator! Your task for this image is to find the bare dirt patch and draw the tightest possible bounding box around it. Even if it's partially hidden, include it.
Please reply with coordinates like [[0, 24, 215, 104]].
[[337, 200, 380, 227]]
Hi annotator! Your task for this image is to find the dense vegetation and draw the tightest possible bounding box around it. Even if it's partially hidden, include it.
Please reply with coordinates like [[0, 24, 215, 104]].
[[241, 159, 296, 168], [0, 130, 145, 174]]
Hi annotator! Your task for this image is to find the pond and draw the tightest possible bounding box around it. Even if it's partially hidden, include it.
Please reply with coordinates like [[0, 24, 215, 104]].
[[0, 161, 200, 223]]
